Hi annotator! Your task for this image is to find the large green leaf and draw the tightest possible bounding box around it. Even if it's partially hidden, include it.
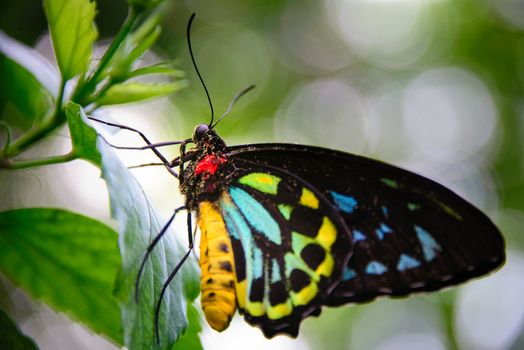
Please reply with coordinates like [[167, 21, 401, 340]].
[[0, 308, 39, 350], [0, 208, 122, 344], [43, 0, 98, 80], [96, 130, 200, 349], [65, 102, 101, 165]]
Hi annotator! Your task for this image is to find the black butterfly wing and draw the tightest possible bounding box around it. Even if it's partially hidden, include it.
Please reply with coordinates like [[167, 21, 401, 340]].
[[225, 143, 505, 306], [214, 165, 353, 337]]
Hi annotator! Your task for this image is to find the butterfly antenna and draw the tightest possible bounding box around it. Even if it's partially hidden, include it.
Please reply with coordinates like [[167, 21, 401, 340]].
[[187, 13, 215, 126], [211, 85, 256, 129]]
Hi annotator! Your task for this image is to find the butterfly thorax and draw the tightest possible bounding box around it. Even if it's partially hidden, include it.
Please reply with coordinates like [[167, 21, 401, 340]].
[[180, 126, 233, 210]]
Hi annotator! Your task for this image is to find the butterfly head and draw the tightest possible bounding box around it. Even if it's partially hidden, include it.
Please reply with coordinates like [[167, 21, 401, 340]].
[[192, 124, 227, 153], [193, 124, 210, 143]]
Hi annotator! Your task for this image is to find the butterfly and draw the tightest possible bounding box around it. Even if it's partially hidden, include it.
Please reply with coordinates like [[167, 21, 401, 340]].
[[169, 123, 505, 338], [91, 13, 505, 342]]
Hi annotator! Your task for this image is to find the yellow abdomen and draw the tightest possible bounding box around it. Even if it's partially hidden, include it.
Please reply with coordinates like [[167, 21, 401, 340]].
[[197, 201, 237, 332]]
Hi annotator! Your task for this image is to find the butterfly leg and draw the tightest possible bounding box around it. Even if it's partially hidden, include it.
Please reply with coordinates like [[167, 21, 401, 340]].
[[88, 116, 180, 178], [154, 211, 194, 344], [128, 150, 195, 170], [179, 141, 189, 175], [127, 162, 165, 169], [172, 140, 195, 185], [135, 205, 187, 302]]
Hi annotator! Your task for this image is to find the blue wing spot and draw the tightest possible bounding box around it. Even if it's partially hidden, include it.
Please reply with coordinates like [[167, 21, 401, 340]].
[[396, 254, 421, 271], [252, 246, 264, 279], [382, 206, 389, 217], [229, 186, 281, 245], [330, 191, 358, 214], [270, 258, 281, 283], [375, 223, 393, 240], [353, 230, 366, 242], [415, 225, 441, 261], [342, 267, 357, 281], [365, 261, 388, 275]]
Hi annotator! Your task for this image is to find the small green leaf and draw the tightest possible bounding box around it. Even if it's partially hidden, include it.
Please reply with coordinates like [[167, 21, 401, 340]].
[[128, 0, 165, 10], [110, 26, 162, 81], [0, 208, 122, 344], [97, 137, 199, 350], [65, 102, 101, 165], [171, 303, 203, 350], [0, 31, 59, 96], [0, 31, 59, 128], [0, 308, 39, 350], [43, 0, 98, 80], [126, 25, 161, 65], [97, 81, 187, 106], [128, 64, 185, 79], [0, 56, 52, 129]]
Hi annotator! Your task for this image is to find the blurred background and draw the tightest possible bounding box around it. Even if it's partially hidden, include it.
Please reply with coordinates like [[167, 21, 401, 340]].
[[1, 0, 524, 349]]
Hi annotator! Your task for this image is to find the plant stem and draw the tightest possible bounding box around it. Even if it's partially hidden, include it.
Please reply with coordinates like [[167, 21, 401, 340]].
[[54, 77, 66, 118], [73, 7, 139, 103], [4, 113, 62, 157], [439, 293, 460, 350], [5, 78, 67, 158], [1, 151, 77, 170], [4, 7, 139, 161]]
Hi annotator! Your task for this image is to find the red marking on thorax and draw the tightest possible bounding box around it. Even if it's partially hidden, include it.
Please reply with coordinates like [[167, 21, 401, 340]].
[[195, 154, 226, 175]]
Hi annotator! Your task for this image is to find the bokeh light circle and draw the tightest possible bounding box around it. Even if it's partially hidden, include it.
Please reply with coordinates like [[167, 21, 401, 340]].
[[274, 79, 370, 152], [402, 67, 498, 164]]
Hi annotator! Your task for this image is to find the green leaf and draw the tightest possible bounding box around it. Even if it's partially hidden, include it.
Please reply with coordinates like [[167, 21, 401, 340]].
[[43, 0, 98, 80], [128, 64, 185, 79], [0, 308, 39, 350], [97, 137, 200, 349], [126, 25, 161, 65], [110, 26, 162, 81], [65, 102, 101, 165], [0, 56, 52, 129], [0, 31, 60, 96], [0, 32, 59, 128], [97, 81, 187, 106], [0, 208, 122, 344], [128, 0, 165, 10], [171, 303, 203, 350]]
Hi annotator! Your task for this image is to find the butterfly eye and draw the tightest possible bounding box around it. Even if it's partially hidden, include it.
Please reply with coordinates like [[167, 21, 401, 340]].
[[194, 124, 210, 142]]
